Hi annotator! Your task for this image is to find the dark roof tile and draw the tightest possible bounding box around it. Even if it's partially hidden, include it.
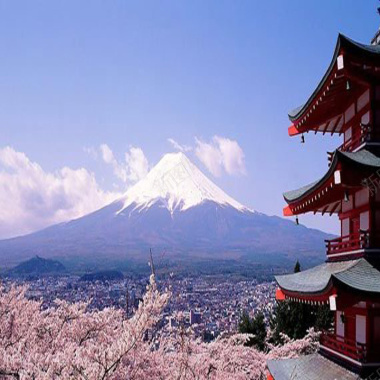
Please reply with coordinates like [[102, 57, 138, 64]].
[[275, 258, 380, 294], [267, 354, 359, 380]]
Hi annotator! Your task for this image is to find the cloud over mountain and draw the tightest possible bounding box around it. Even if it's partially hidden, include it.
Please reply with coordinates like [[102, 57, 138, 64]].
[[99, 144, 149, 184], [167, 136, 246, 177], [195, 136, 246, 177], [0, 146, 120, 239]]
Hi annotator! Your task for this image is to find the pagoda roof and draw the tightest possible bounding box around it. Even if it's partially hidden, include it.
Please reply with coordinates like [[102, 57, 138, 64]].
[[267, 353, 359, 380], [284, 148, 380, 204], [284, 180, 319, 203], [289, 35, 380, 121], [288, 34, 380, 136], [275, 258, 380, 296]]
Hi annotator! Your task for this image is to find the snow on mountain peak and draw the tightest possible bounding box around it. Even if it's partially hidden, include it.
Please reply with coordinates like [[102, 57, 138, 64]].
[[118, 152, 250, 214]]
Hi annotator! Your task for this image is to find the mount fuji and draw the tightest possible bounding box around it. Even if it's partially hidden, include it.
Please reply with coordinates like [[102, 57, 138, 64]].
[[0, 152, 332, 269]]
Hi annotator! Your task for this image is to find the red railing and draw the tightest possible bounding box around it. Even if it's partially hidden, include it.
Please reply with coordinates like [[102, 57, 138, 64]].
[[320, 331, 367, 362], [338, 124, 371, 152], [325, 231, 369, 256]]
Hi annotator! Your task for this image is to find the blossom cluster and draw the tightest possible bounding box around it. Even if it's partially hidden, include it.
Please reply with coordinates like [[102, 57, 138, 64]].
[[0, 275, 318, 380]]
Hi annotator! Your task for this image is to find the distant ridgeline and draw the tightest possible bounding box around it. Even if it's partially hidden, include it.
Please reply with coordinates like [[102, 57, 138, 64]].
[[8, 256, 66, 276]]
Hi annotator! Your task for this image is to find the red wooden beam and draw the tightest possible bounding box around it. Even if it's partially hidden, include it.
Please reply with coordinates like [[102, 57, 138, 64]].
[[329, 201, 341, 216], [322, 121, 330, 135], [321, 204, 330, 216], [275, 288, 286, 301], [330, 115, 342, 135], [288, 124, 300, 136], [283, 205, 294, 216]]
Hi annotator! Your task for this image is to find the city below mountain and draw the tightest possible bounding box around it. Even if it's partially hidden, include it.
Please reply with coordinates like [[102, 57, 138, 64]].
[[80, 270, 124, 282], [0, 153, 333, 273]]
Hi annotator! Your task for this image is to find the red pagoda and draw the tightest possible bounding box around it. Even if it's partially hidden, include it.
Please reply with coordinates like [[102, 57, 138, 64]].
[[267, 29, 380, 379]]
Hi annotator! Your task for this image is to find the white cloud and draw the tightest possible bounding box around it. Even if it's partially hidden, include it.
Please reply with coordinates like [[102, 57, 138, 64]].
[[0, 146, 121, 239], [124, 147, 149, 182], [214, 136, 246, 176], [194, 137, 223, 177], [167, 138, 192, 152], [195, 136, 246, 177], [100, 144, 115, 164], [99, 144, 149, 184]]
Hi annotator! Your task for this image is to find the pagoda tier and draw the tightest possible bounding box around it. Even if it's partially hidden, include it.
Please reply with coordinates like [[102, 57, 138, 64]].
[[288, 34, 380, 150], [273, 259, 380, 375], [283, 148, 380, 260], [283, 148, 380, 216]]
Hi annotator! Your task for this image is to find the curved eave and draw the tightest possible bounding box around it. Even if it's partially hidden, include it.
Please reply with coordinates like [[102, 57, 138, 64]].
[[283, 149, 380, 210], [277, 283, 335, 301], [275, 259, 380, 299], [288, 34, 344, 123], [288, 34, 380, 135], [283, 150, 341, 204], [274, 261, 352, 295], [275, 260, 354, 297], [275, 275, 335, 302]]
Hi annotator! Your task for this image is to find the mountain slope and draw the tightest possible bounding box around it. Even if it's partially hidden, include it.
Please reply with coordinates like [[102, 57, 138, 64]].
[[0, 153, 333, 267]]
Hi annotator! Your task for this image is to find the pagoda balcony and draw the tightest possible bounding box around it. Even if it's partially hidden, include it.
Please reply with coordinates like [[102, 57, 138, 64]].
[[325, 231, 369, 257], [338, 124, 371, 152], [320, 331, 367, 363]]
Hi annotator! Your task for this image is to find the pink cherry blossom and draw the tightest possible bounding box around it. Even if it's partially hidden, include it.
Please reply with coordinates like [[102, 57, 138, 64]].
[[0, 276, 318, 379]]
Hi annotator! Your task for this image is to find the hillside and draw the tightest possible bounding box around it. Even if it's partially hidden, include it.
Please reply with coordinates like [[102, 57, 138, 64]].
[[8, 256, 66, 276]]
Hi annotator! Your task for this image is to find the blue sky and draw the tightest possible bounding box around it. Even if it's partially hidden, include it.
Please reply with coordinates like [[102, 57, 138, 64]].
[[0, 1, 379, 238]]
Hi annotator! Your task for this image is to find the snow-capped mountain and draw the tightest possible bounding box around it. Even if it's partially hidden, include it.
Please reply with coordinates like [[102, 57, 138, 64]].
[[0, 153, 333, 268], [118, 152, 248, 214]]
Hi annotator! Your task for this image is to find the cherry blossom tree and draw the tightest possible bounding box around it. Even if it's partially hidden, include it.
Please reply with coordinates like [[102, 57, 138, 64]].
[[0, 276, 319, 380]]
